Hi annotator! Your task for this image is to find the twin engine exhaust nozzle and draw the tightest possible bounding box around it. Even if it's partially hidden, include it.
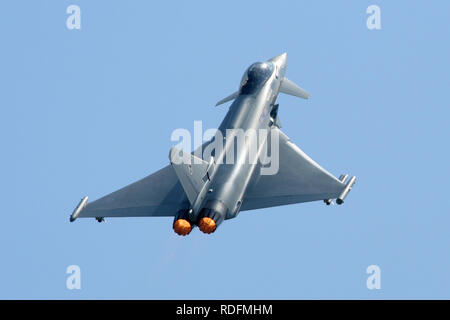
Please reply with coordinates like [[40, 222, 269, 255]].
[[172, 212, 218, 236], [173, 200, 227, 236]]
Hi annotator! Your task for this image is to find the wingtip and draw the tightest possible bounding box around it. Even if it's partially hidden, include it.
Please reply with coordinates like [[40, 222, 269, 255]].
[[70, 196, 88, 222]]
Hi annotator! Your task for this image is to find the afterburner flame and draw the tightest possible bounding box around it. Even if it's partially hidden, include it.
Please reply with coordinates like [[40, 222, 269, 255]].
[[173, 219, 192, 236], [198, 217, 217, 234]]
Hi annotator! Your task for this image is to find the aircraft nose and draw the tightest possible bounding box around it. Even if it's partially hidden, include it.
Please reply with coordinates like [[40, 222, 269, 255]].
[[269, 52, 287, 68]]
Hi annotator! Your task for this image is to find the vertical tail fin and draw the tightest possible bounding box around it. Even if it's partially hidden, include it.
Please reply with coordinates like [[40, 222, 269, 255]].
[[169, 147, 214, 205]]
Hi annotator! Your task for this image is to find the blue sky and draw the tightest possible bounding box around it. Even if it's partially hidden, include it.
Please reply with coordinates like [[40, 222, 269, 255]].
[[1, 1, 449, 299]]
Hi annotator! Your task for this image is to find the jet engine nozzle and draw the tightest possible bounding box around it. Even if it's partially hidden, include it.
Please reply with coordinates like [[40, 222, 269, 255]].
[[173, 218, 192, 236], [173, 210, 192, 236], [197, 200, 227, 234], [198, 217, 217, 234]]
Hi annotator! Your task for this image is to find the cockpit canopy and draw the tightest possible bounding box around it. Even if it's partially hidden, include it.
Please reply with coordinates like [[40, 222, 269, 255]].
[[239, 62, 274, 95]]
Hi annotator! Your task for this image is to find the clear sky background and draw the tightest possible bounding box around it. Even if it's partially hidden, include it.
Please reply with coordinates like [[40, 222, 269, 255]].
[[1, 1, 449, 299]]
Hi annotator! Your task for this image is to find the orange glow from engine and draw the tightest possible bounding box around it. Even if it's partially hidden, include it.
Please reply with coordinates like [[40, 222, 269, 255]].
[[173, 219, 192, 236], [198, 217, 217, 234]]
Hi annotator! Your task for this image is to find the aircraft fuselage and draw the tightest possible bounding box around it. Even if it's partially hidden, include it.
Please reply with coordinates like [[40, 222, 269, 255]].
[[193, 54, 287, 228]]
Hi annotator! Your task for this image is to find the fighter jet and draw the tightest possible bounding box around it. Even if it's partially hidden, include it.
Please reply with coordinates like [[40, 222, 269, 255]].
[[70, 53, 356, 236]]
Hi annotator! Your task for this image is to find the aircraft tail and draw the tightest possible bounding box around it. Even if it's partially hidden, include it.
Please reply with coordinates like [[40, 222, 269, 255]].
[[169, 147, 214, 205]]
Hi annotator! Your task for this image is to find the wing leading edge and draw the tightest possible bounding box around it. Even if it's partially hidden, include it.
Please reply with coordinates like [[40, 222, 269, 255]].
[[74, 165, 188, 219], [241, 128, 351, 211]]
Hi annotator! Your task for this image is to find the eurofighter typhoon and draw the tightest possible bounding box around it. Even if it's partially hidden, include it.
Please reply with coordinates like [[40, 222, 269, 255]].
[[70, 53, 356, 236]]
